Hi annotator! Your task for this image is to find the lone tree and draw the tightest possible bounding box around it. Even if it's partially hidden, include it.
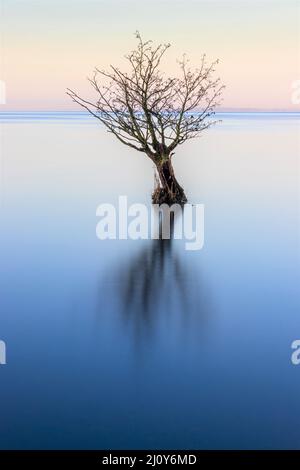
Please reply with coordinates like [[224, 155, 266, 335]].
[[67, 32, 224, 204]]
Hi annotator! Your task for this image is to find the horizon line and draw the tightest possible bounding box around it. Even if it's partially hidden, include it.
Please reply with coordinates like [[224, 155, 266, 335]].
[[0, 110, 299, 114]]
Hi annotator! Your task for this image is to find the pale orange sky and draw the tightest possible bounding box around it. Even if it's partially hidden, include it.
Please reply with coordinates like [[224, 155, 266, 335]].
[[1, 0, 300, 111]]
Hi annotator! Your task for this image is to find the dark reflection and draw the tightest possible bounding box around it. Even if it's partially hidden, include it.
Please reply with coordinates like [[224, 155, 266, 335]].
[[120, 223, 188, 327], [100, 211, 212, 341]]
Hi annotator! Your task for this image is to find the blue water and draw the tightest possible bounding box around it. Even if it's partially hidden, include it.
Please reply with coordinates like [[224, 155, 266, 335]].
[[0, 112, 299, 449]]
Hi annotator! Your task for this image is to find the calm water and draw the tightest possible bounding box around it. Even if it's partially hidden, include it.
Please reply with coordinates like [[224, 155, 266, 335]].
[[0, 112, 299, 449]]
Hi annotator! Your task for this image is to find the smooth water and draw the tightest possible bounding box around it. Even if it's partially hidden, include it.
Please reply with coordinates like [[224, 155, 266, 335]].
[[0, 113, 299, 449]]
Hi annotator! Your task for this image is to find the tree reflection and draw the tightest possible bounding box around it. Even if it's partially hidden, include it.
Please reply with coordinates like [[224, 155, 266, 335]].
[[100, 211, 211, 342]]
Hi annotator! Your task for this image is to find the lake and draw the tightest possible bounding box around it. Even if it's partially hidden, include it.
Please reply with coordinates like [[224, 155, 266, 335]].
[[0, 112, 299, 449]]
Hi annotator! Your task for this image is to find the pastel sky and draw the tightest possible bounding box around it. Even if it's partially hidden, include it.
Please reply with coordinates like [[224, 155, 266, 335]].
[[1, 0, 299, 111]]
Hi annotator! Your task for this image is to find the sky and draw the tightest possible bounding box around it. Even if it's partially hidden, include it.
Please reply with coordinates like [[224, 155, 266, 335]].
[[0, 0, 299, 111]]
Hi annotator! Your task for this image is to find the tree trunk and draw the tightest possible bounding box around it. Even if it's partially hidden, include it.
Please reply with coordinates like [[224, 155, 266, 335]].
[[152, 157, 187, 205]]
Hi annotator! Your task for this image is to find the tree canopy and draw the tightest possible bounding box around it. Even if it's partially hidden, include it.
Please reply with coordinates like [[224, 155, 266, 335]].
[[67, 32, 224, 161]]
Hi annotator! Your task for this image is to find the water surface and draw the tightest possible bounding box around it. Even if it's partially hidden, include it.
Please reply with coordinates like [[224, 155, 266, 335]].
[[0, 112, 299, 449]]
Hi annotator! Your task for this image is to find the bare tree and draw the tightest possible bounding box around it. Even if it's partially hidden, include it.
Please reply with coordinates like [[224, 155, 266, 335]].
[[67, 32, 224, 204]]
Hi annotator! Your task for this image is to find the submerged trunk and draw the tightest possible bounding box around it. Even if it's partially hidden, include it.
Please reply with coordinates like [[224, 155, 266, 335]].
[[152, 156, 187, 205]]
